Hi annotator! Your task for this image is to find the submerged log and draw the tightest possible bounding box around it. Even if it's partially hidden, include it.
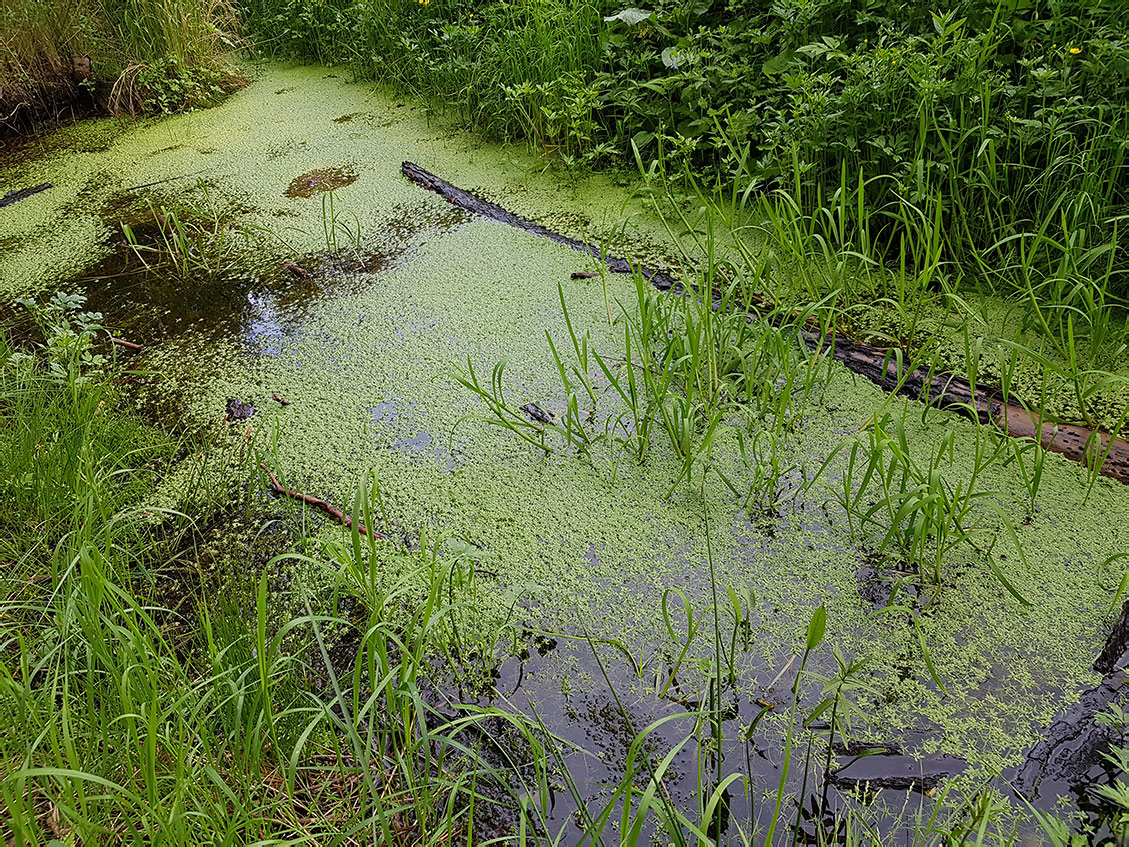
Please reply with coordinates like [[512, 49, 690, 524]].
[[829, 751, 966, 795], [401, 161, 1129, 485], [402, 161, 679, 289]]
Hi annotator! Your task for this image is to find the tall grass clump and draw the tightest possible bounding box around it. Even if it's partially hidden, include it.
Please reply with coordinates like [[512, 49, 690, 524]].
[[0, 304, 541, 842], [239, 0, 607, 161]]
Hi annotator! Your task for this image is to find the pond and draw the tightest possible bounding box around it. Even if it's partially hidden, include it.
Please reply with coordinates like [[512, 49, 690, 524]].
[[3, 61, 1128, 842]]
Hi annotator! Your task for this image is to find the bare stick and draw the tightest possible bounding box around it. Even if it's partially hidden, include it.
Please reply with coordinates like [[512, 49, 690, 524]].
[[261, 463, 388, 540], [121, 166, 220, 193]]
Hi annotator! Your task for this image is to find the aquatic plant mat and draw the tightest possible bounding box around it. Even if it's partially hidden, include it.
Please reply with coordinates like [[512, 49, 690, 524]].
[[402, 162, 1129, 485], [3, 65, 1129, 843]]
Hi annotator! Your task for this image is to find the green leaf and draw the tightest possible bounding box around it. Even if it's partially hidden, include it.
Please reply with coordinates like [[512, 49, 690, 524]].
[[603, 8, 653, 26], [762, 50, 798, 76], [806, 605, 826, 650]]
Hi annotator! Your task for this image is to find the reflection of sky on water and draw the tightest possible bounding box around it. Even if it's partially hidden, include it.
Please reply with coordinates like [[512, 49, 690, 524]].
[[243, 290, 296, 355], [367, 399, 456, 470]]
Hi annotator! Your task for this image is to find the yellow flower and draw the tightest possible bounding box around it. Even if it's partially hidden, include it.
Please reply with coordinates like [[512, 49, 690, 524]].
[[1069, 47, 1081, 54]]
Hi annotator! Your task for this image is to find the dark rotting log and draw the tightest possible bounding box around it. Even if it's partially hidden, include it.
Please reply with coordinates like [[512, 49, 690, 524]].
[[0, 183, 51, 208], [402, 161, 679, 289], [1008, 675, 1125, 801], [260, 462, 388, 540], [830, 774, 944, 794], [401, 160, 1129, 485], [832, 741, 903, 757], [1095, 601, 1129, 675]]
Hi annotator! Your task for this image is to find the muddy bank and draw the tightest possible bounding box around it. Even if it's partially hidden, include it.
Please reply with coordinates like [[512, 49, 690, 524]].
[[0, 54, 95, 139]]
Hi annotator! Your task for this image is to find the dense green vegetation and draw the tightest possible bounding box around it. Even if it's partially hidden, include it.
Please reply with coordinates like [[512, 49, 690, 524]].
[[238, 0, 1128, 282], [234, 0, 1129, 433], [4, 0, 1129, 843]]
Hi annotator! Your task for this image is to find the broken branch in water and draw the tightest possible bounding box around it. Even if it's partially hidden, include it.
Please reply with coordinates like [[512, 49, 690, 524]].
[[260, 462, 388, 540], [121, 167, 219, 193], [402, 160, 1129, 485]]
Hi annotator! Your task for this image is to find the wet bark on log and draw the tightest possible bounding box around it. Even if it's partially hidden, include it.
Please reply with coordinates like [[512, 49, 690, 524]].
[[828, 751, 966, 795], [401, 161, 1129, 485], [1009, 676, 1124, 800]]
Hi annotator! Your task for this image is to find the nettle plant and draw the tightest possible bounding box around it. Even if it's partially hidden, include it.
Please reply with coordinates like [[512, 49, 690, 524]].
[[13, 292, 107, 386]]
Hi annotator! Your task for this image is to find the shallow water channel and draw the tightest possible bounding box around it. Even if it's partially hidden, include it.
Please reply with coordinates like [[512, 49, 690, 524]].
[[4, 62, 1129, 841]]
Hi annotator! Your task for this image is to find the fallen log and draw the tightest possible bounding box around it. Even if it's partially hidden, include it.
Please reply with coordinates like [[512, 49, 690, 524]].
[[261, 462, 388, 540], [401, 161, 1129, 485], [402, 162, 678, 289], [1, 183, 51, 208], [829, 751, 966, 796]]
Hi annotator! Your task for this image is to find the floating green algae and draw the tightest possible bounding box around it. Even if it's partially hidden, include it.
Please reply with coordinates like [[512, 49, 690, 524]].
[[5, 62, 1129, 811]]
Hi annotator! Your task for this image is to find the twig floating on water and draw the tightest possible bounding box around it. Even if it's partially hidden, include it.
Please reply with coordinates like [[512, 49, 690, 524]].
[[0, 183, 52, 208], [121, 167, 219, 193], [260, 462, 389, 541]]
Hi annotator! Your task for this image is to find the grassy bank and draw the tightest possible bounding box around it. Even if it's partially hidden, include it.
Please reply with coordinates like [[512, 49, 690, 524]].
[[236, 0, 1129, 284], [1, 0, 1128, 840], [0, 0, 240, 127]]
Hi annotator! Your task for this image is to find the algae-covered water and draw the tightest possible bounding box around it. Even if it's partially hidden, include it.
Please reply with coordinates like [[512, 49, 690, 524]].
[[3, 62, 1129, 837]]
